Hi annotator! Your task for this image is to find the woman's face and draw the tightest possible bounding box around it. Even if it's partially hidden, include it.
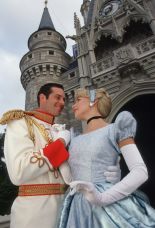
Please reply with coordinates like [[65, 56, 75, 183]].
[[72, 96, 90, 120]]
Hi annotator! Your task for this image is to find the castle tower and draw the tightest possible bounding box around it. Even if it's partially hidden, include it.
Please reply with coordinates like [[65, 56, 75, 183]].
[[20, 1, 71, 110]]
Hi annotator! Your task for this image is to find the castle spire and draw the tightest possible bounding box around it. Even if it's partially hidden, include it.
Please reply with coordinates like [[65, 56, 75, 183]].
[[38, 1, 55, 31], [86, 0, 95, 25], [45, 0, 48, 8]]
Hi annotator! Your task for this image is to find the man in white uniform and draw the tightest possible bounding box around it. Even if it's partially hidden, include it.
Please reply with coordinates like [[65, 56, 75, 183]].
[[0, 83, 121, 228]]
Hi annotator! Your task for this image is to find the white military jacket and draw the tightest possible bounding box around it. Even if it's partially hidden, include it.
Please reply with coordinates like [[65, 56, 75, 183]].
[[2, 110, 69, 228]]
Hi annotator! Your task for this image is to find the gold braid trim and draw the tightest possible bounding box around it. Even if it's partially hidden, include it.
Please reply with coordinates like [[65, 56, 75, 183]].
[[29, 117, 53, 144], [18, 184, 68, 196], [25, 116, 59, 177], [0, 109, 26, 125], [24, 115, 35, 144], [24, 116, 57, 174], [0, 109, 53, 143]]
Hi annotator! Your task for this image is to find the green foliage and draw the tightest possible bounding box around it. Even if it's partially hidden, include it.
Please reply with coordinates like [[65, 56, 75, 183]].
[[0, 133, 5, 158], [0, 133, 5, 183], [0, 162, 18, 215], [0, 132, 18, 215]]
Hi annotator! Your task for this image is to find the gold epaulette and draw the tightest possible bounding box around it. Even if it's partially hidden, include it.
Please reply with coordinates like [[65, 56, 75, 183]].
[[0, 109, 26, 125], [0, 109, 52, 145]]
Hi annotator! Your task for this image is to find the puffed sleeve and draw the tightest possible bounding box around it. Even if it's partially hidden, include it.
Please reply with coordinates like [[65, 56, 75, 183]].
[[114, 111, 137, 143]]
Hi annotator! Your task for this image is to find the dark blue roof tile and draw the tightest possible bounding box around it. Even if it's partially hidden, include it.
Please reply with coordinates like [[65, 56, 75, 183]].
[[38, 7, 55, 31]]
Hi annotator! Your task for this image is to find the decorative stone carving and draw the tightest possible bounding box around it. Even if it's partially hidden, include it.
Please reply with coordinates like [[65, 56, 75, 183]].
[[91, 55, 115, 75], [114, 44, 135, 65], [135, 36, 155, 55]]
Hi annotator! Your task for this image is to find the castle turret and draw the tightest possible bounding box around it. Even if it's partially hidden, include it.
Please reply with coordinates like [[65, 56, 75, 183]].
[[20, 1, 71, 110]]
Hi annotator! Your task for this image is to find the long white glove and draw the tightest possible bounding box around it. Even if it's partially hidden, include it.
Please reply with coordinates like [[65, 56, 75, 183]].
[[70, 144, 148, 206], [104, 157, 121, 184], [59, 161, 72, 185], [50, 124, 71, 146]]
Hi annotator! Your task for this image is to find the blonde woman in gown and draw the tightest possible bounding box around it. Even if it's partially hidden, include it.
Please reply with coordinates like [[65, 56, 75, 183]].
[[59, 88, 155, 228]]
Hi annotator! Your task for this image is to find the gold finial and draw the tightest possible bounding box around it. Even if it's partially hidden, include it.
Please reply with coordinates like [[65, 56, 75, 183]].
[[45, 0, 48, 7]]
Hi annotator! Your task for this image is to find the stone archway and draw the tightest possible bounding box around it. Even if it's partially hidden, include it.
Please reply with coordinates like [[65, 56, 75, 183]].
[[113, 94, 155, 207]]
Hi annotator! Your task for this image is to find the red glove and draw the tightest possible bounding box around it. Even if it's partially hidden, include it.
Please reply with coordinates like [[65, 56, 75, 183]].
[[43, 139, 69, 168]]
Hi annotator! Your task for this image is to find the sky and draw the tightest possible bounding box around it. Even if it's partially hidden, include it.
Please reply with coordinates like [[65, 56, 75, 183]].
[[0, 0, 83, 133]]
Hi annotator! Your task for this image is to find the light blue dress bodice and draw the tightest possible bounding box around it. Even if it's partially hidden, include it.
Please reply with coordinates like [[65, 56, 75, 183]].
[[68, 111, 136, 183]]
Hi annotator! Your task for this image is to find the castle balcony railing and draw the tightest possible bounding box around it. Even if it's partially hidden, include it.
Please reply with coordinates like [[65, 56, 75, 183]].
[[90, 35, 155, 78]]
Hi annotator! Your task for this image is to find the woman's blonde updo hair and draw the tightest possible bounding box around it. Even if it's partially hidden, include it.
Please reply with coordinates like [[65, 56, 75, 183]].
[[75, 88, 112, 118]]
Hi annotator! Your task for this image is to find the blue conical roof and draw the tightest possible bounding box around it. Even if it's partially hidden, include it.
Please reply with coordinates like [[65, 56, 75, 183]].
[[38, 6, 55, 31]]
